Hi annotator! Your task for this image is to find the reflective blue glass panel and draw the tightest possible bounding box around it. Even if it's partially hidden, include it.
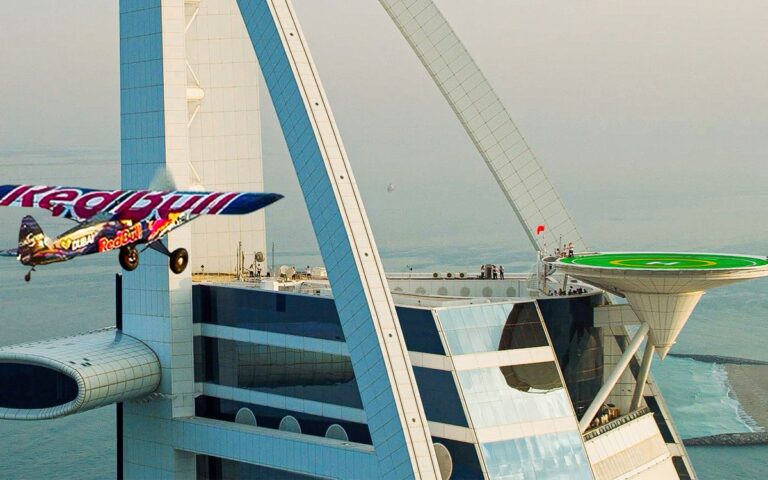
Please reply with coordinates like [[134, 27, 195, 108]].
[[193, 285, 345, 341], [537, 294, 604, 415], [0, 363, 77, 409], [480, 431, 592, 479], [432, 438, 484, 479], [198, 338, 362, 408], [437, 302, 547, 355], [412, 367, 468, 426], [396, 306, 445, 355], [194, 396, 372, 445], [457, 363, 571, 428], [197, 455, 327, 480]]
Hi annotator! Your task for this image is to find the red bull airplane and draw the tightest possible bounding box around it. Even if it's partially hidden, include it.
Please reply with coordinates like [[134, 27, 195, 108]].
[[0, 184, 283, 282]]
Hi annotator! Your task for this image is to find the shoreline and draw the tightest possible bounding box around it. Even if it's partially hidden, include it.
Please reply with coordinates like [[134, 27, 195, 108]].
[[723, 364, 768, 432], [668, 353, 768, 366], [670, 354, 768, 446], [684, 432, 768, 446]]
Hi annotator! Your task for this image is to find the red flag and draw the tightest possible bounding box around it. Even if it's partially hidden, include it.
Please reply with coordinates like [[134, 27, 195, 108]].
[[536, 224, 545, 235]]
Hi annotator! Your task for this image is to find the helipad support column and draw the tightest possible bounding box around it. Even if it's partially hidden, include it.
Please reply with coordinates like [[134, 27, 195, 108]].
[[236, 1, 440, 478], [630, 340, 655, 411]]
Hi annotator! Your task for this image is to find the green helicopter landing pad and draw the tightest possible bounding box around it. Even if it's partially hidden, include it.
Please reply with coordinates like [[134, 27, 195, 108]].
[[558, 253, 768, 270]]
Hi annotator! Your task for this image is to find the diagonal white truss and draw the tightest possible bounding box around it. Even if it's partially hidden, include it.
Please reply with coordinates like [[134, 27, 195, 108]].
[[379, 0, 586, 254]]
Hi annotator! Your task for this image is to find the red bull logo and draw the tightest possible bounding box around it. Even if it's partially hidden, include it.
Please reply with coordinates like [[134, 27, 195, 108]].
[[98, 223, 143, 252], [0, 185, 241, 221]]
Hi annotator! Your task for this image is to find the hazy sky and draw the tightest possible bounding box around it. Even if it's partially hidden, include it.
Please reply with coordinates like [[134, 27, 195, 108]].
[[1, 1, 766, 259]]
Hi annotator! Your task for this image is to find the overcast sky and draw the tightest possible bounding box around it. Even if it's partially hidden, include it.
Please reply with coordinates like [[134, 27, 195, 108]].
[[0, 1, 766, 259]]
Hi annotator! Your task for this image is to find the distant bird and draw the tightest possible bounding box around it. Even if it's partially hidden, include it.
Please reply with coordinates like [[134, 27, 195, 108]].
[[386, 183, 395, 193]]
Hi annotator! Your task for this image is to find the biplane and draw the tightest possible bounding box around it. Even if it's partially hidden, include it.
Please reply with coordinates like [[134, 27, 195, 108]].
[[0, 184, 282, 281]]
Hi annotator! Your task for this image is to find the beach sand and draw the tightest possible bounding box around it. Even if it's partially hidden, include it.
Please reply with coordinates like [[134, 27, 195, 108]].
[[725, 364, 768, 430]]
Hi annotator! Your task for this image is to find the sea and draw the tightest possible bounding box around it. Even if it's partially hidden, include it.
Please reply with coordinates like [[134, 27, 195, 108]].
[[0, 149, 766, 478]]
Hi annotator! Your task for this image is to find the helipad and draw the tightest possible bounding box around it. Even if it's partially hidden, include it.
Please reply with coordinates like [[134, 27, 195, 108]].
[[559, 252, 768, 270], [551, 251, 768, 360]]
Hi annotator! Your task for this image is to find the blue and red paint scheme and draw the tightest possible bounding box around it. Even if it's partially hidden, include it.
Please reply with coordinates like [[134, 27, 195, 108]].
[[0, 184, 283, 281]]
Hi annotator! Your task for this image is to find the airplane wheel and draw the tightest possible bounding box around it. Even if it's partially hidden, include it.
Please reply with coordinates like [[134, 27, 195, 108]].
[[169, 248, 189, 274], [24, 272, 31, 282], [119, 246, 140, 271]]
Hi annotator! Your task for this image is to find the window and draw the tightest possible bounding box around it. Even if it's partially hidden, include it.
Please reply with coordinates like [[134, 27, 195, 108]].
[[456, 364, 571, 428], [412, 367, 467, 426], [197, 338, 363, 409], [0, 363, 77, 409], [396, 307, 445, 355], [437, 302, 548, 355], [193, 286, 345, 341], [480, 431, 592, 479]]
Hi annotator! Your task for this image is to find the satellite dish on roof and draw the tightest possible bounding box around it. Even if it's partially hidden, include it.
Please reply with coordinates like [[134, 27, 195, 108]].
[[386, 183, 395, 193]]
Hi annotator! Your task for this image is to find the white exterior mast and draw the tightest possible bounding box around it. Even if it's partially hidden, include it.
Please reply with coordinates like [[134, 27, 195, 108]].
[[379, 0, 586, 253]]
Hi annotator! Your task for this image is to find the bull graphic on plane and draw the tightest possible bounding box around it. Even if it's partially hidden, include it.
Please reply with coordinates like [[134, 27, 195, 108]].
[[0, 184, 283, 282]]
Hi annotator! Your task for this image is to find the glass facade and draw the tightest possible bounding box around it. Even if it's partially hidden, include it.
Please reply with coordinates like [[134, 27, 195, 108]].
[[197, 455, 325, 480], [432, 437, 484, 480], [672, 456, 693, 480], [395, 306, 445, 355], [193, 285, 345, 341], [536, 294, 604, 415], [456, 363, 572, 428], [0, 363, 77, 409], [196, 338, 362, 409], [437, 302, 547, 355], [480, 431, 592, 479], [644, 395, 675, 443], [195, 396, 372, 445], [412, 367, 468, 427]]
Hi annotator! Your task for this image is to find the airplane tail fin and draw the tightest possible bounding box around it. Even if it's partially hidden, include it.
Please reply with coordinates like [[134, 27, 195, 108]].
[[18, 215, 47, 262], [149, 167, 177, 191]]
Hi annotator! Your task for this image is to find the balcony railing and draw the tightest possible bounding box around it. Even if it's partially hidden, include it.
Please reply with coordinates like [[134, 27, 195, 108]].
[[583, 407, 651, 441]]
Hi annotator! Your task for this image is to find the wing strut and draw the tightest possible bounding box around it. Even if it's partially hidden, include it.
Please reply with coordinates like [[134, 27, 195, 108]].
[[144, 240, 171, 257]]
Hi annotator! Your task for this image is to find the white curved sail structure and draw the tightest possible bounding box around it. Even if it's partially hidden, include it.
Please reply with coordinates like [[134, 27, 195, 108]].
[[379, 0, 586, 253]]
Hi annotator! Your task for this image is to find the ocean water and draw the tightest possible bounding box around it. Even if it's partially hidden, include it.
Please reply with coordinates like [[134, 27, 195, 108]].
[[653, 358, 761, 438], [0, 247, 766, 479]]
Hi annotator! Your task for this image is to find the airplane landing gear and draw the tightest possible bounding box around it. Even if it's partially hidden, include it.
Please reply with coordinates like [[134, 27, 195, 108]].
[[119, 245, 140, 271], [24, 267, 35, 282], [145, 241, 189, 274], [169, 248, 189, 274]]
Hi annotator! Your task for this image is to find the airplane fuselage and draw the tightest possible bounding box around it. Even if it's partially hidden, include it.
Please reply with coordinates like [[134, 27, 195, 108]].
[[21, 213, 192, 267]]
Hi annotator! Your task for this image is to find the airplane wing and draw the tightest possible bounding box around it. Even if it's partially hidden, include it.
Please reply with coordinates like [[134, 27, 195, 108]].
[[0, 248, 18, 257], [0, 185, 282, 223]]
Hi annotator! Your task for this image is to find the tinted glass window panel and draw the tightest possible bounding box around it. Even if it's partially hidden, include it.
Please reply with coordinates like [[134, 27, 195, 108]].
[[193, 286, 345, 341], [412, 367, 467, 426], [0, 363, 78, 409], [536, 294, 604, 414], [438, 303, 548, 355], [481, 431, 592, 479], [432, 437, 484, 480], [194, 396, 372, 445], [199, 338, 362, 409], [396, 306, 445, 355], [457, 363, 572, 428]]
